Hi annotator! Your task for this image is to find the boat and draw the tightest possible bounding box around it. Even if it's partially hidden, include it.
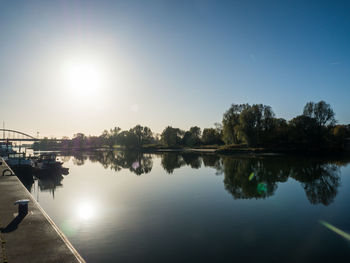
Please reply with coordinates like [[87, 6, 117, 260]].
[[32, 153, 69, 175], [3, 152, 34, 175], [0, 141, 16, 156]]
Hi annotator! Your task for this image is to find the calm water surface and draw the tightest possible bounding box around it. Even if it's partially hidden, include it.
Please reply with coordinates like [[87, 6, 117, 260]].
[[28, 151, 350, 262]]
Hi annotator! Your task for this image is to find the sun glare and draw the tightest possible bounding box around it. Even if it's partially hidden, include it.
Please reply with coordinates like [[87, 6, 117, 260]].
[[77, 202, 96, 220], [62, 61, 104, 99]]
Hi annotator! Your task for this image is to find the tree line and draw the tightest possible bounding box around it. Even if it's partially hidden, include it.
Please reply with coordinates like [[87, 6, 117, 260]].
[[222, 100, 349, 151], [33, 100, 350, 151]]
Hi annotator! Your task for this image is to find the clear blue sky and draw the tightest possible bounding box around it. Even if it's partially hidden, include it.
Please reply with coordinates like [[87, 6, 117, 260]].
[[0, 0, 349, 138]]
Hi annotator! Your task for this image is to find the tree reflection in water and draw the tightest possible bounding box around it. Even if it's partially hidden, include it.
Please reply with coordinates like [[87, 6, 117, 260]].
[[71, 151, 88, 166], [158, 152, 346, 206], [161, 153, 185, 174], [221, 156, 346, 205], [160, 152, 207, 173], [222, 158, 284, 199], [36, 171, 64, 199], [30, 151, 349, 206], [182, 153, 202, 169], [290, 160, 341, 205], [82, 150, 153, 175]]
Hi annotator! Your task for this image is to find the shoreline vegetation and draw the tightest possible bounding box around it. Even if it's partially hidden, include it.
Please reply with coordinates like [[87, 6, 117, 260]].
[[33, 100, 350, 155]]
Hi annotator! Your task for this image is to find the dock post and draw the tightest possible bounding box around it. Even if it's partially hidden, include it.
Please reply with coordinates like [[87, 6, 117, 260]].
[[14, 199, 30, 216]]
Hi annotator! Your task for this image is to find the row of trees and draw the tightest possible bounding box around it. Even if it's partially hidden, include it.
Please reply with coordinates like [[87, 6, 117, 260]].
[[33, 100, 350, 151], [33, 124, 223, 150], [160, 125, 223, 147], [222, 101, 350, 150], [159, 100, 350, 150]]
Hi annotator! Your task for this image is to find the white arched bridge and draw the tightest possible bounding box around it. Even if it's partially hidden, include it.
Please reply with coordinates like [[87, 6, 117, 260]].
[[0, 129, 63, 142]]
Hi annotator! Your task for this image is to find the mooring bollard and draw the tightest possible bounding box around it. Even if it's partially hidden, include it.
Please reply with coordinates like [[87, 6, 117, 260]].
[[14, 199, 30, 216]]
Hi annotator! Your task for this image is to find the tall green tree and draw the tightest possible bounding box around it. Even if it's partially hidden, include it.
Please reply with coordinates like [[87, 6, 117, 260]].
[[222, 104, 249, 144], [237, 104, 275, 146]]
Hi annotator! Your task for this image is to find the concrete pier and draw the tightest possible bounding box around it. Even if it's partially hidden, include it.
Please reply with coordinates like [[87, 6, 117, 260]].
[[0, 158, 85, 263]]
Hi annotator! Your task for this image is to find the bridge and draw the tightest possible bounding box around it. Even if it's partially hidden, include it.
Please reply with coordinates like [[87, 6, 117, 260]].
[[0, 129, 63, 142]]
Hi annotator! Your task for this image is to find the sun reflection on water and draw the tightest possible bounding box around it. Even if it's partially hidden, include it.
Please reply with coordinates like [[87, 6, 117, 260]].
[[75, 200, 97, 221], [60, 200, 99, 237]]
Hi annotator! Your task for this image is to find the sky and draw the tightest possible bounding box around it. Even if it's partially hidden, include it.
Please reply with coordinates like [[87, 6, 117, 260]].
[[0, 0, 349, 138]]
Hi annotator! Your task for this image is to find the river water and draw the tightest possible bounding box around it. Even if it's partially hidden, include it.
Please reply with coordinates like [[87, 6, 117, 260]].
[[27, 151, 350, 262]]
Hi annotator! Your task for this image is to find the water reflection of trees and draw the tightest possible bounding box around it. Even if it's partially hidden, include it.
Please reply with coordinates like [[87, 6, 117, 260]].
[[158, 152, 347, 205], [71, 151, 88, 166], [161, 152, 205, 173], [75, 151, 153, 176], [221, 156, 346, 205], [182, 153, 202, 169], [222, 157, 286, 199], [161, 153, 185, 173], [290, 160, 341, 205], [64, 151, 349, 206], [36, 171, 64, 199]]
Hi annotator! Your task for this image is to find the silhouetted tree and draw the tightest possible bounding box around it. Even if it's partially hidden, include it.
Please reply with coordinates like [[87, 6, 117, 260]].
[[130, 125, 154, 147], [303, 101, 336, 127], [288, 115, 319, 147], [271, 118, 289, 145], [202, 128, 223, 145], [330, 125, 350, 149], [117, 131, 139, 148], [32, 137, 61, 150], [161, 126, 184, 146], [72, 133, 87, 149], [101, 127, 121, 148], [181, 126, 202, 147]]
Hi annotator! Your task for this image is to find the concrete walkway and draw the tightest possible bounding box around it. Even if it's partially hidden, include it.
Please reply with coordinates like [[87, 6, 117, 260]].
[[0, 158, 85, 263]]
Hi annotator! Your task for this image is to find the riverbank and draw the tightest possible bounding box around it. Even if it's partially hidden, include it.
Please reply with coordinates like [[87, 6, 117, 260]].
[[123, 144, 350, 156], [31, 142, 350, 156], [0, 158, 85, 263]]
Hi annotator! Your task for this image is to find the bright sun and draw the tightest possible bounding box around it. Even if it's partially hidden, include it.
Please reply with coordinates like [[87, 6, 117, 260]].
[[62, 61, 103, 98]]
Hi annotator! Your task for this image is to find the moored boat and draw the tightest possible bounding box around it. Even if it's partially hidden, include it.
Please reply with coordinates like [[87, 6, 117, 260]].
[[33, 153, 63, 170], [4, 152, 34, 175], [0, 141, 16, 156], [32, 153, 69, 176]]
